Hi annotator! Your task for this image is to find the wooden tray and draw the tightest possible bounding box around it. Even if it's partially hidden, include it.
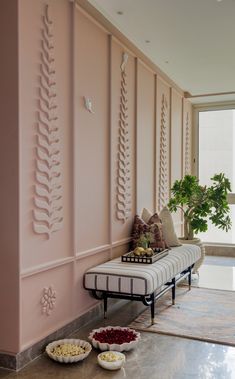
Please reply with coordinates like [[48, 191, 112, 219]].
[[121, 249, 169, 264]]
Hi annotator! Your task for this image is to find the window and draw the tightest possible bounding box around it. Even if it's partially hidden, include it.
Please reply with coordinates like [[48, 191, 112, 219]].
[[197, 107, 235, 244]]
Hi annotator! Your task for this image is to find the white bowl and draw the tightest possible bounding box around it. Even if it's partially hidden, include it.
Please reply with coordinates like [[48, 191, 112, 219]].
[[45, 338, 92, 363], [88, 326, 140, 352], [97, 351, 125, 370]]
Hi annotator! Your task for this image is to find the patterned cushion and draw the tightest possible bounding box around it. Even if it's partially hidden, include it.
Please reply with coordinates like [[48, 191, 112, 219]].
[[84, 244, 201, 296], [131, 214, 169, 250]]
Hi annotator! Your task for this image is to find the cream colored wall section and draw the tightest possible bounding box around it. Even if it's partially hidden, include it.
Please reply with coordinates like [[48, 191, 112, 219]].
[[156, 77, 170, 212], [183, 99, 193, 175], [136, 61, 156, 214], [170, 89, 183, 236]]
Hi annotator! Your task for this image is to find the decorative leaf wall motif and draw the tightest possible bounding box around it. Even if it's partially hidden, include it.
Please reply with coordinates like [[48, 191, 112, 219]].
[[41, 286, 56, 316], [158, 94, 168, 212], [184, 112, 191, 175], [33, 4, 63, 239], [116, 53, 131, 222]]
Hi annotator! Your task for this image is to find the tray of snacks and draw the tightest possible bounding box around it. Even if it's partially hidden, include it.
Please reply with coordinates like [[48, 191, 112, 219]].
[[88, 326, 140, 352], [45, 338, 92, 363], [121, 247, 169, 264]]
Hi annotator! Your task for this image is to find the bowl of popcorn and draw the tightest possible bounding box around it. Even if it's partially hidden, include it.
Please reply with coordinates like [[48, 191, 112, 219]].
[[88, 326, 140, 352], [97, 351, 125, 370], [45, 339, 92, 363]]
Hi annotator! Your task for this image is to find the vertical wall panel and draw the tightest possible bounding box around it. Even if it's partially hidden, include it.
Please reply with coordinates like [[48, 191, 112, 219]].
[[21, 264, 74, 350], [19, 0, 74, 349], [75, 10, 109, 253], [171, 88, 183, 236], [2, 0, 192, 357], [19, 0, 73, 270], [183, 98, 193, 175], [156, 77, 170, 212], [136, 61, 155, 214], [0, 0, 20, 354], [111, 40, 136, 244]]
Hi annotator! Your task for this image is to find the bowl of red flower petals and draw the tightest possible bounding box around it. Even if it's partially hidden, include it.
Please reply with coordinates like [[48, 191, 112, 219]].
[[88, 326, 140, 352]]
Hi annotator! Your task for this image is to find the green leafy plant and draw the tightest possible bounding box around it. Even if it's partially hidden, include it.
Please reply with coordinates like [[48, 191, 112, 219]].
[[137, 232, 155, 249], [168, 174, 232, 240]]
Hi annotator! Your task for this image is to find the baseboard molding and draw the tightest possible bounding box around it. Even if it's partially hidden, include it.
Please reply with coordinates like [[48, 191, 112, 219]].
[[0, 300, 106, 371], [205, 244, 235, 257]]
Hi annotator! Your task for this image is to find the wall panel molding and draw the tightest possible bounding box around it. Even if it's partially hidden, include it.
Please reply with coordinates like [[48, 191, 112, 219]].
[[183, 99, 193, 175], [154, 74, 157, 212], [171, 89, 183, 235], [136, 60, 155, 213], [75, 244, 111, 260], [112, 237, 131, 248], [184, 112, 190, 175], [116, 52, 131, 222], [21, 256, 74, 278], [156, 77, 170, 212], [108, 35, 113, 259], [33, 4, 63, 239], [158, 93, 169, 211]]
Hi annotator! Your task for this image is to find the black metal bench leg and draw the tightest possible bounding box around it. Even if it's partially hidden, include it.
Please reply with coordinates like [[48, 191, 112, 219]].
[[103, 293, 107, 319], [188, 266, 192, 291], [151, 292, 155, 325], [172, 278, 176, 305]]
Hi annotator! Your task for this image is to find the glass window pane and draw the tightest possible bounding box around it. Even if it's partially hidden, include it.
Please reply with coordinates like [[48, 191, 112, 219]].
[[199, 109, 235, 192], [198, 109, 235, 243], [197, 205, 235, 244]]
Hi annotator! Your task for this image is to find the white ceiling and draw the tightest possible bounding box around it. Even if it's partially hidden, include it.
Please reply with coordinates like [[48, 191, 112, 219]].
[[88, 0, 235, 103]]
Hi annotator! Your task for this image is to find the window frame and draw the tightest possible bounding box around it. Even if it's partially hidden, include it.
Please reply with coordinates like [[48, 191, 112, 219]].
[[193, 101, 235, 246]]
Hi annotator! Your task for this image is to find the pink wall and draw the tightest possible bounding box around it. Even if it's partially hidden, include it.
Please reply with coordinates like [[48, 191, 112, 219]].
[[110, 39, 136, 246], [156, 77, 171, 212], [74, 9, 110, 253], [136, 62, 155, 214], [171, 89, 183, 235], [0, 0, 20, 354], [0, 0, 193, 354]]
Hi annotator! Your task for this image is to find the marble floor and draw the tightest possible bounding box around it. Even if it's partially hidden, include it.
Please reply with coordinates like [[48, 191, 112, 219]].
[[1, 256, 235, 379], [197, 255, 235, 291]]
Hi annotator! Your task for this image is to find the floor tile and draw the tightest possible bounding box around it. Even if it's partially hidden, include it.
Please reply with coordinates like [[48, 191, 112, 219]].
[[1, 256, 235, 378]]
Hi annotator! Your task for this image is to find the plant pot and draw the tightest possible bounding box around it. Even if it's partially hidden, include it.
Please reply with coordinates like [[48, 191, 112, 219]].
[[178, 238, 205, 274]]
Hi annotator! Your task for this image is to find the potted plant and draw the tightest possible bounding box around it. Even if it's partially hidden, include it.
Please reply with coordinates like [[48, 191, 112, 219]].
[[137, 232, 155, 249], [168, 173, 232, 272]]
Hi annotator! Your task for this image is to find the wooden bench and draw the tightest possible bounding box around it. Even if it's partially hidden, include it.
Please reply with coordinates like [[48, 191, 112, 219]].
[[84, 244, 201, 324]]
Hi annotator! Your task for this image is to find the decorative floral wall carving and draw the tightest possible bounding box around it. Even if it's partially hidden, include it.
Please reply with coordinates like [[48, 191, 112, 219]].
[[116, 52, 131, 222], [33, 4, 63, 239], [184, 112, 191, 175], [41, 286, 56, 316], [158, 93, 169, 212]]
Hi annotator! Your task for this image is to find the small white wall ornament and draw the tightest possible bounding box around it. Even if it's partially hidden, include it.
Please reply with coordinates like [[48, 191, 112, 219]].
[[41, 286, 56, 316], [83, 96, 94, 114], [120, 52, 129, 72]]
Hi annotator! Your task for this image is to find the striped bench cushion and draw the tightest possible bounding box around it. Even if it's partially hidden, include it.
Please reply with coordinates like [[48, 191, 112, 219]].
[[84, 244, 201, 296]]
